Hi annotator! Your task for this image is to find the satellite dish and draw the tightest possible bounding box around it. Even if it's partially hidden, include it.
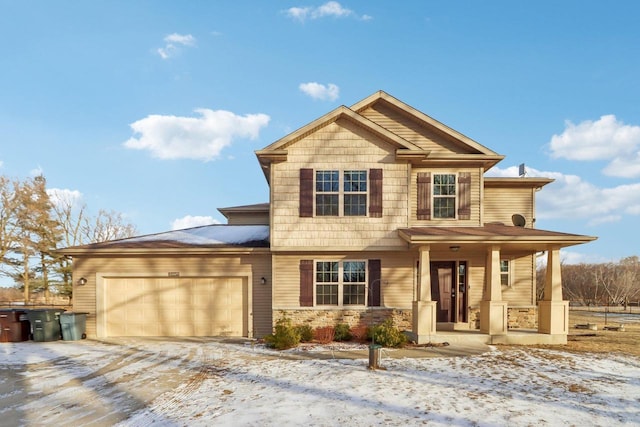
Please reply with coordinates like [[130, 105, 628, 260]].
[[512, 214, 526, 227]]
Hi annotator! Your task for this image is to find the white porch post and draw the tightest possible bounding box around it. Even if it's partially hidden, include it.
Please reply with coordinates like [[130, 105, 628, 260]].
[[480, 245, 508, 335], [412, 245, 437, 343], [538, 247, 569, 341]]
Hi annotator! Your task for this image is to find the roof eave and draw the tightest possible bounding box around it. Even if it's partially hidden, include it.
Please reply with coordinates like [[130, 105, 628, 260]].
[[396, 150, 505, 169], [58, 247, 272, 256]]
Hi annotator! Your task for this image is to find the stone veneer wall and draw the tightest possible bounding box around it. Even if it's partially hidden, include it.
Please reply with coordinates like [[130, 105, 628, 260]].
[[274, 306, 536, 333], [467, 306, 538, 330], [507, 306, 537, 329], [272, 308, 412, 331]]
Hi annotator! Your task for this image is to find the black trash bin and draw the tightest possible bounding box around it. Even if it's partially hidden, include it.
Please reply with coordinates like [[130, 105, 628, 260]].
[[59, 312, 88, 341], [26, 309, 64, 342], [0, 309, 30, 343]]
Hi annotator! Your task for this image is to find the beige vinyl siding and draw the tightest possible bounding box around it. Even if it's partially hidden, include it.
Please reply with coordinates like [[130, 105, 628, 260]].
[[225, 212, 270, 225], [72, 253, 272, 338], [270, 119, 409, 250], [502, 255, 535, 306], [360, 104, 478, 154], [272, 253, 414, 309], [458, 252, 534, 309], [409, 168, 482, 226], [484, 187, 535, 226]]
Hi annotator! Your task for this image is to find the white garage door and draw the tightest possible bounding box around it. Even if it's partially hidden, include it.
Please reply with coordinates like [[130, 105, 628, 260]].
[[104, 277, 246, 337]]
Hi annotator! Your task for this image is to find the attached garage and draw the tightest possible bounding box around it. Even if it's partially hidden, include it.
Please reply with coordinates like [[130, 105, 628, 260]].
[[100, 276, 248, 337], [60, 224, 272, 339]]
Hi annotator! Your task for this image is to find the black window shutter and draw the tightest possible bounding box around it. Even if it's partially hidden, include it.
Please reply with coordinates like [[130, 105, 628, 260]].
[[299, 169, 313, 217], [417, 172, 431, 220], [368, 259, 381, 307], [369, 169, 383, 218], [299, 260, 313, 307]]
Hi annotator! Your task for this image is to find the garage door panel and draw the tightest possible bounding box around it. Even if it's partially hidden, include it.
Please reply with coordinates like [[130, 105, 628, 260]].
[[104, 277, 246, 337]]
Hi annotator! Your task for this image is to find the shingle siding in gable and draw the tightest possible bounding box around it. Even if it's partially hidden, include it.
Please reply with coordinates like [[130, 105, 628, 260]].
[[270, 121, 408, 249]]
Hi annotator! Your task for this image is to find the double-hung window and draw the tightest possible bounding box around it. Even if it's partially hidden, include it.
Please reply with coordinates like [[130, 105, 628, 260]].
[[315, 171, 339, 216], [433, 173, 456, 219], [344, 171, 367, 216], [500, 259, 511, 286], [315, 170, 367, 216], [315, 260, 366, 306]]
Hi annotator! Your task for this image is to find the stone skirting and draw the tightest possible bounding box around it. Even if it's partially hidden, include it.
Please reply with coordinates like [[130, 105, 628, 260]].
[[508, 306, 537, 329], [467, 306, 538, 330], [274, 306, 537, 332], [272, 308, 412, 331]]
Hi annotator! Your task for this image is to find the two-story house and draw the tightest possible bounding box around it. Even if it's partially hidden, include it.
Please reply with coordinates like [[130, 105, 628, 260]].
[[62, 91, 595, 345]]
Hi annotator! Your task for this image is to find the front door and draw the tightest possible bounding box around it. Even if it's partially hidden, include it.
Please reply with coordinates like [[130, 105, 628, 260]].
[[430, 262, 455, 322]]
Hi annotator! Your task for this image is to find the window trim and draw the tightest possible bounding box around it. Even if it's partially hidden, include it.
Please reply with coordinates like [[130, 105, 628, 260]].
[[500, 259, 512, 287], [432, 172, 457, 219], [314, 260, 368, 307], [314, 170, 368, 217]]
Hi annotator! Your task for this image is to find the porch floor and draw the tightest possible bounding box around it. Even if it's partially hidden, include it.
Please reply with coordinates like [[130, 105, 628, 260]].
[[422, 329, 568, 345]]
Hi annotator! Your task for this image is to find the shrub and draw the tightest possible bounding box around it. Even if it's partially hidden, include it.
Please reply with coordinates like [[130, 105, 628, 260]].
[[334, 323, 352, 341], [314, 326, 335, 344], [264, 318, 300, 350], [295, 324, 314, 342], [350, 324, 368, 342], [366, 319, 407, 348]]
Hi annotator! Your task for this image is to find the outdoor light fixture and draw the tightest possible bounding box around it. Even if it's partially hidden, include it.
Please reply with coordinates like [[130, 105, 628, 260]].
[[77, 277, 88, 286], [260, 277, 267, 285], [449, 246, 461, 252]]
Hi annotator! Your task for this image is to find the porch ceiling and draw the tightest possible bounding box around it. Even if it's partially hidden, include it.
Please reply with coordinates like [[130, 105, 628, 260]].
[[398, 223, 596, 252]]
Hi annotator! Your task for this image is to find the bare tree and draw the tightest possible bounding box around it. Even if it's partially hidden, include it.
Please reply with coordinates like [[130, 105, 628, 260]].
[[48, 192, 138, 301], [82, 209, 138, 243]]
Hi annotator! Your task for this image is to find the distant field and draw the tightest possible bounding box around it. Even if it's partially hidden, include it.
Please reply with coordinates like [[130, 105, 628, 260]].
[[559, 307, 640, 356]]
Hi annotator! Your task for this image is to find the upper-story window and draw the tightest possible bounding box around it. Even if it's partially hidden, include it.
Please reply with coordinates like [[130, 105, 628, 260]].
[[300, 168, 382, 218], [416, 171, 471, 221], [315, 170, 367, 217], [344, 171, 367, 216], [433, 174, 456, 219], [315, 171, 340, 216]]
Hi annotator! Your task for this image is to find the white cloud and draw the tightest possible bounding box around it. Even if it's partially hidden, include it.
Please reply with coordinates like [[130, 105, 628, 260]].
[[487, 165, 640, 224], [123, 109, 270, 161], [285, 2, 370, 22], [157, 33, 196, 59], [315, 1, 352, 18], [171, 215, 220, 230], [286, 6, 311, 21], [299, 82, 340, 101], [46, 188, 83, 208], [548, 115, 640, 178]]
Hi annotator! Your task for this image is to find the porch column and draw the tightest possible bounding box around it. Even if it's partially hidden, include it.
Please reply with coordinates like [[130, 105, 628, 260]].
[[538, 247, 568, 340], [412, 245, 437, 343], [480, 245, 508, 335]]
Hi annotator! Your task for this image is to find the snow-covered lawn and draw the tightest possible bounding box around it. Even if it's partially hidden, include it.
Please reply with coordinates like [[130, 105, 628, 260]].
[[1, 339, 638, 426]]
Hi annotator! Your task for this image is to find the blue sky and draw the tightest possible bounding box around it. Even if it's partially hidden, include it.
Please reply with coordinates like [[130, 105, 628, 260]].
[[1, 1, 639, 264]]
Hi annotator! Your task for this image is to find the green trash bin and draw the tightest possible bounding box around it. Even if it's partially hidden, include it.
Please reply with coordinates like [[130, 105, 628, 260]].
[[27, 309, 64, 342], [59, 312, 88, 341]]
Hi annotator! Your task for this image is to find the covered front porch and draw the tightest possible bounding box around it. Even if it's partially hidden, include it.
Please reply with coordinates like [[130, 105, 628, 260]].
[[398, 224, 596, 345]]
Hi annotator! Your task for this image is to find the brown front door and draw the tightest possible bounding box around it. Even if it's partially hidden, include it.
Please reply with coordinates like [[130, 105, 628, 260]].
[[431, 262, 455, 322]]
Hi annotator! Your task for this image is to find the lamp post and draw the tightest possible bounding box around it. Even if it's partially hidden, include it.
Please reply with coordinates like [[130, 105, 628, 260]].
[[367, 278, 383, 369]]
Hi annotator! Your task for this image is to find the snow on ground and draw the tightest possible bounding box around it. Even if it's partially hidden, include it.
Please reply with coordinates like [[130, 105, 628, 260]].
[[1, 339, 639, 426]]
